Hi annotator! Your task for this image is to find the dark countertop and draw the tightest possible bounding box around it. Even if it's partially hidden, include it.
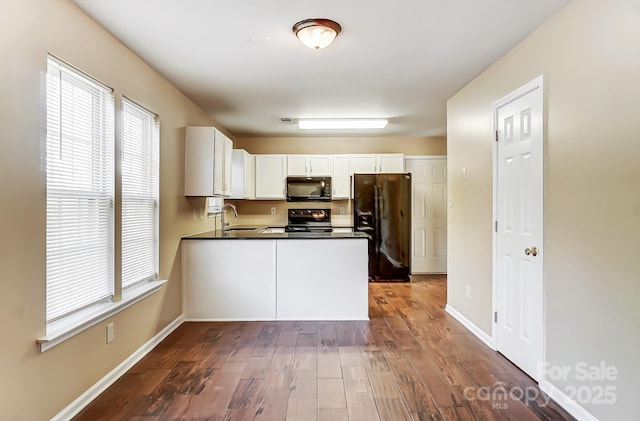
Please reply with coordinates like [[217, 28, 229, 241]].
[[182, 225, 367, 240]]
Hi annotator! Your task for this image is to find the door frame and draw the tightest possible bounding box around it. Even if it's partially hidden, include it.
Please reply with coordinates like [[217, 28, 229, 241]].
[[491, 75, 545, 380]]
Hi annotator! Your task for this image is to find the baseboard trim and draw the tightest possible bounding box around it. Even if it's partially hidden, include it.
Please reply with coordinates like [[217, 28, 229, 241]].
[[445, 304, 495, 350], [539, 379, 599, 421], [51, 315, 184, 421]]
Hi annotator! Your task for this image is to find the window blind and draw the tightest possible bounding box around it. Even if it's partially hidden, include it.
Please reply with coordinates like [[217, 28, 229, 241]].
[[121, 98, 159, 288], [46, 57, 115, 322]]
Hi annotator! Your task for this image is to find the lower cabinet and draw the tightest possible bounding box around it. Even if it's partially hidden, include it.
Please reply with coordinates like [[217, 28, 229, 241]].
[[182, 238, 368, 321], [182, 240, 277, 320], [276, 239, 368, 320]]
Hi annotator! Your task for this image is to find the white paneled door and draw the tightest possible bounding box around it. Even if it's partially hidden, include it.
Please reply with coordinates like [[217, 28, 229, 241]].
[[494, 76, 544, 380], [406, 158, 447, 274]]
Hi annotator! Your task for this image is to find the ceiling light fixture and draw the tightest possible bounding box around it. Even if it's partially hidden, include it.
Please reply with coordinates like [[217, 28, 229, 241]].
[[292, 18, 342, 50], [298, 119, 388, 130]]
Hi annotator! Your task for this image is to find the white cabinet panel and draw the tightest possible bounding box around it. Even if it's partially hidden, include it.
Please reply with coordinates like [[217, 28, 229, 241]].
[[230, 149, 255, 199], [276, 239, 369, 320], [184, 127, 215, 196], [185, 126, 233, 197], [351, 154, 377, 174], [352, 154, 404, 174], [332, 155, 351, 199], [287, 155, 308, 176], [287, 155, 333, 176], [214, 131, 233, 196], [309, 155, 332, 175], [255, 155, 287, 199], [378, 153, 405, 173], [182, 240, 277, 320]]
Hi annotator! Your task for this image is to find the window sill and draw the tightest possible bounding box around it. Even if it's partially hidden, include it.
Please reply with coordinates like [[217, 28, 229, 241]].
[[37, 279, 167, 352]]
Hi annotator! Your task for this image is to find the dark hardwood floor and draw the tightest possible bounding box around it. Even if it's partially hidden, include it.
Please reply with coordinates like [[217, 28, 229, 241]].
[[73, 275, 574, 421]]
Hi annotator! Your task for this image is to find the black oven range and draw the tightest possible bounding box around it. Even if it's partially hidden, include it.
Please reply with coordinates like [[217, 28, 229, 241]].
[[285, 208, 332, 233]]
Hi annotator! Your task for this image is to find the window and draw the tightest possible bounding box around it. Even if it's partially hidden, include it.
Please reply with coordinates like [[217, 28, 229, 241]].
[[121, 99, 159, 288], [45, 57, 115, 323], [43, 57, 163, 349]]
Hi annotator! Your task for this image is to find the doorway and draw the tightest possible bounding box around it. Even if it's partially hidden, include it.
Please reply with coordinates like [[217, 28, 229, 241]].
[[493, 76, 544, 380]]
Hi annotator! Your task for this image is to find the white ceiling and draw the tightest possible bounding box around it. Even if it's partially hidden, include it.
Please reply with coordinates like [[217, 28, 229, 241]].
[[72, 0, 570, 138]]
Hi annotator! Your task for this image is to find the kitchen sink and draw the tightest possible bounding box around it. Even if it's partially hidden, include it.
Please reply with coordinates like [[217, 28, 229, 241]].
[[223, 227, 256, 232], [259, 227, 286, 234]]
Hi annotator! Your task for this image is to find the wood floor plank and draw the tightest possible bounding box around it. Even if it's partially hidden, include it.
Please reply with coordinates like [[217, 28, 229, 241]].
[[317, 350, 342, 379], [228, 378, 265, 409], [360, 349, 390, 371], [374, 397, 412, 421], [338, 346, 364, 367], [73, 275, 576, 421], [317, 378, 346, 409], [342, 366, 372, 394], [367, 371, 402, 398], [285, 397, 316, 421], [318, 408, 349, 421], [241, 356, 272, 379], [344, 391, 381, 421], [254, 397, 289, 421], [187, 384, 237, 419], [289, 370, 317, 397]]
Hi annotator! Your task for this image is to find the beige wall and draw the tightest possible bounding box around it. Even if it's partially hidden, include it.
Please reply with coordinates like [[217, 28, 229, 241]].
[[447, 0, 639, 419], [235, 135, 446, 155], [0, 1, 224, 419]]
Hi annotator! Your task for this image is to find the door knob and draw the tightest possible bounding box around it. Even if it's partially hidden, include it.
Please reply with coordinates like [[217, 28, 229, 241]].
[[525, 247, 538, 257]]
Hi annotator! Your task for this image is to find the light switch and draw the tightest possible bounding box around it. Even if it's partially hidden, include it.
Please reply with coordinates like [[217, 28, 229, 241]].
[[462, 167, 468, 181], [448, 197, 453, 208]]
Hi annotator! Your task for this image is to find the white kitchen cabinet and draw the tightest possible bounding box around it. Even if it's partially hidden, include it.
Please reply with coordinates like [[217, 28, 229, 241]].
[[286, 155, 333, 176], [351, 154, 377, 174], [255, 154, 287, 199], [351, 153, 405, 174], [276, 239, 368, 320], [332, 154, 351, 199], [230, 149, 255, 199], [184, 126, 233, 197], [286, 155, 308, 176], [182, 237, 368, 321], [377, 153, 405, 173], [182, 240, 277, 320]]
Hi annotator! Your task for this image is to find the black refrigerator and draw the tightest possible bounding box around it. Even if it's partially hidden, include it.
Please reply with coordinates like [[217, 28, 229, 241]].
[[353, 173, 411, 281]]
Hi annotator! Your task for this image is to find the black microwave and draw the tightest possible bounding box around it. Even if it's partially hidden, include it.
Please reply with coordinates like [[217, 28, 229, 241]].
[[286, 176, 332, 202]]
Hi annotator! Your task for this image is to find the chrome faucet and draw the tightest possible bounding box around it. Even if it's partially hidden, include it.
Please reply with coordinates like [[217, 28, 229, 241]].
[[220, 203, 238, 230]]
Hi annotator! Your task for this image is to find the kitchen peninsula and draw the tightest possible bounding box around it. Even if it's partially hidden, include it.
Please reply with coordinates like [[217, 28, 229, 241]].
[[182, 228, 369, 321]]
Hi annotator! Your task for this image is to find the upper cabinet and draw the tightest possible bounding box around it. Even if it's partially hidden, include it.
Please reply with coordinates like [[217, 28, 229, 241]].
[[377, 153, 405, 173], [286, 155, 333, 176], [184, 126, 233, 197], [332, 155, 351, 199], [351, 154, 404, 174], [230, 149, 255, 199], [255, 155, 287, 199]]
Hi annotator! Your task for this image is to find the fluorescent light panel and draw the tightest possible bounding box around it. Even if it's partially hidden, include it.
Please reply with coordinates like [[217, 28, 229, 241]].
[[298, 118, 388, 130]]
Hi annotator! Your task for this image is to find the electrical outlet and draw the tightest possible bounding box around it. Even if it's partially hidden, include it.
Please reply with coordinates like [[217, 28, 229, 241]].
[[192, 209, 197, 220], [339, 207, 345, 215], [271, 207, 276, 215], [465, 284, 471, 299], [448, 197, 453, 208], [199, 208, 204, 220], [106, 323, 114, 343]]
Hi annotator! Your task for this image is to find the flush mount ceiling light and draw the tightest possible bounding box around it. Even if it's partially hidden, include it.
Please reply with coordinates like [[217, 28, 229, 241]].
[[292, 18, 342, 50], [298, 119, 388, 130]]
